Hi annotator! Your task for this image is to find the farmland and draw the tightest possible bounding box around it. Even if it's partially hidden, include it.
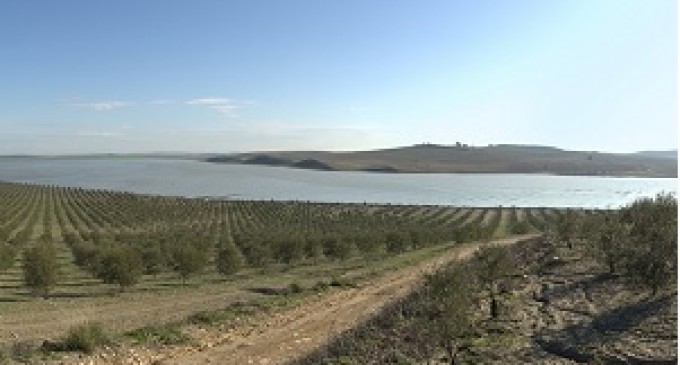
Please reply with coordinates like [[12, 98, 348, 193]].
[[0, 181, 558, 355], [297, 194, 677, 364]]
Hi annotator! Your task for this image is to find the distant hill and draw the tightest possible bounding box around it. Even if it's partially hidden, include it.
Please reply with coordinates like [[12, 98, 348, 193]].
[[635, 150, 677, 160], [205, 144, 678, 178]]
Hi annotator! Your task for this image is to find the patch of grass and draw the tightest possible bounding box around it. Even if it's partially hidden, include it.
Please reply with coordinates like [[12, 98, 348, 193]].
[[187, 292, 305, 329], [44, 322, 110, 354], [124, 324, 190, 346], [187, 304, 251, 326]]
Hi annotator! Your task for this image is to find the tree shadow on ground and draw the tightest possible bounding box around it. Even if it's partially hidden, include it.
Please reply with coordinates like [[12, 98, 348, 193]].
[[534, 293, 676, 364]]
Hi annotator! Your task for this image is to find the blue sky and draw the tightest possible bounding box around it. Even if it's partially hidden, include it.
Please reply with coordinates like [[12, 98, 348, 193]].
[[0, 0, 676, 154]]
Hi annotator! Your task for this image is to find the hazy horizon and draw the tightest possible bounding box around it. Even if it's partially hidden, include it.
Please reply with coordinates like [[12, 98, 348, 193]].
[[0, 142, 677, 158], [1, 1, 677, 154]]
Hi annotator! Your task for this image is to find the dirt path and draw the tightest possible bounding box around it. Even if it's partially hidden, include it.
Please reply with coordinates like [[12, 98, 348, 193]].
[[125, 234, 535, 365]]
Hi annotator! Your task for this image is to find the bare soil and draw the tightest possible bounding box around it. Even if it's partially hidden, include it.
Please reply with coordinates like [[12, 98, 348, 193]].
[[57, 235, 536, 365]]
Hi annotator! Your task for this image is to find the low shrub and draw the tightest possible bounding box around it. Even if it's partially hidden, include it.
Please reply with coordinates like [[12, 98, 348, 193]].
[[60, 322, 109, 354], [288, 282, 304, 294]]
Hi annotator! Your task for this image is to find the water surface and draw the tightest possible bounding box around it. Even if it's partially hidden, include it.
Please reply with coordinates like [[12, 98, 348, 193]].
[[0, 158, 675, 208]]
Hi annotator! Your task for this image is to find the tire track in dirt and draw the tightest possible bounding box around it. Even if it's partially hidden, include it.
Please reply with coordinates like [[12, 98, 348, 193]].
[[157, 234, 538, 365]]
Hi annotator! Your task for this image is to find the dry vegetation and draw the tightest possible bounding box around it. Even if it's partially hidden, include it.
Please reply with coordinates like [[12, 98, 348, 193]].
[[294, 195, 677, 364]]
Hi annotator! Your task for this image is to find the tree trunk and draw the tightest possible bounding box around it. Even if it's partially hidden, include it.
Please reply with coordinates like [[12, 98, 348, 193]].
[[445, 340, 458, 365], [491, 296, 499, 319]]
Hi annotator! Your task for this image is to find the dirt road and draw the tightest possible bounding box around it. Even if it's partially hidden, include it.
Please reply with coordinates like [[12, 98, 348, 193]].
[[134, 234, 535, 365]]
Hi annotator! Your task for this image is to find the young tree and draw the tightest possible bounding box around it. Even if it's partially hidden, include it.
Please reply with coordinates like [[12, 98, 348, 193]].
[[276, 237, 305, 264], [172, 244, 207, 285], [590, 214, 630, 274], [23, 244, 60, 298], [555, 210, 582, 249], [138, 244, 165, 276], [356, 234, 385, 261], [0, 242, 17, 272], [474, 245, 514, 319], [216, 241, 245, 277], [241, 238, 272, 267], [323, 236, 352, 261], [69, 240, 101, 274], [424, 264, 477, 364], [621, 194, 677, 295], [304, 238, 325, 264], [385, 231, 410, 254], [96, 246, 143, 292]]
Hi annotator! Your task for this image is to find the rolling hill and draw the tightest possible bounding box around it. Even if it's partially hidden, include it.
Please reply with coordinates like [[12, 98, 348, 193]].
[[205, 144, 678, 177]]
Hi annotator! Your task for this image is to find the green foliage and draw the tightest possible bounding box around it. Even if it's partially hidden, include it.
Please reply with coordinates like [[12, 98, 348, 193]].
[[70, 240, 98, 272], [557, 193, 679, 295], [386, 232, 410, 254], [60, 322, 109, 354], [304, 238, 325, 263], [277, 238, 305, 264], [0, 181, 554, 301], [0, 242, 17, 272], [590, 215, 630, 274], [424, 264, 477, 362], [620, 194, 677, 294], [125, 324, 190, 346], [216, 241, 245, 277], [96, 246, 143, 291], [138, 244, 166, 275], [288, 282, 304, 294], [509, 220, 531, 234], [473, 245, 514, 318], [172, 244, 207, 284], [239, 237, 273, 267], [556, 210, 580, 248], [22, 244, 59, 298], [356, 234, 385, 261], [324, 237, 353, 261]]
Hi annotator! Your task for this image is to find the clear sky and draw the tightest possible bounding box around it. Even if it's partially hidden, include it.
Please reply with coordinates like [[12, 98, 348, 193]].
[[0, 0, 676, 154]]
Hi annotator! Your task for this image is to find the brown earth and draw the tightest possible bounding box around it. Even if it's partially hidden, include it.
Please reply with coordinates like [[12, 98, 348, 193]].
[[450, 238, 678, 364], [56, 234, 537, 365], [0, 285, 260, 347], [291, 236, 677, 364]]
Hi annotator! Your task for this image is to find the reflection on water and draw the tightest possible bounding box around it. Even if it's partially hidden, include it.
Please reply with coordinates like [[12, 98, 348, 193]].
[[0, 158, 675, 208]]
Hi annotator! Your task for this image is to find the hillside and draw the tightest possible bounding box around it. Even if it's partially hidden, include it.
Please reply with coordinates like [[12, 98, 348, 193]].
[[205, 144, 678, 177]]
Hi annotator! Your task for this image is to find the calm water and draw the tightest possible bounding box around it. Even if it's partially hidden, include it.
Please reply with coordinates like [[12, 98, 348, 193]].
[[0, 158, 675, 208]]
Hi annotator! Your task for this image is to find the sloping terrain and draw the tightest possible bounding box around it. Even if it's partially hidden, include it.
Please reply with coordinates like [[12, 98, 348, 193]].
[[55, 235, 536, 365], [205, 144, 677, 177], [295, 236, 677, 364]]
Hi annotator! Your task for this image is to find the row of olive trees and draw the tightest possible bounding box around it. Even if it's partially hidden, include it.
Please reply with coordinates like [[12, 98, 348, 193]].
[[424, 244, 518, 363], [19, 237, 246, 298], [554, 193, 677, 295]]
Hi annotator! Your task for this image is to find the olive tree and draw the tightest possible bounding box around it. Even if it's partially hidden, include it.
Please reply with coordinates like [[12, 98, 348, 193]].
[[0, 242, 17, 272], [96, 246, 143, 292], [424, 263, 477, 364], [216, 241, 245, 277], [474, 245, 514, 319], [172, 244, 207, 285], [23, 244, 60, 298]]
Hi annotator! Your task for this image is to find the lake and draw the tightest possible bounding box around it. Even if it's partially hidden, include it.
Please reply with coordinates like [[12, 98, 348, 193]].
[[0, 158, 675, 208]]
